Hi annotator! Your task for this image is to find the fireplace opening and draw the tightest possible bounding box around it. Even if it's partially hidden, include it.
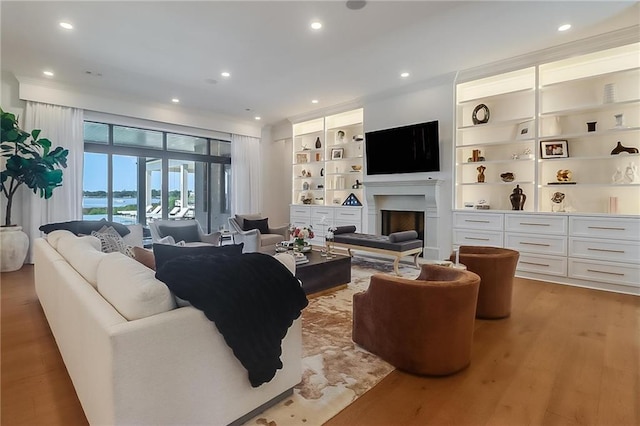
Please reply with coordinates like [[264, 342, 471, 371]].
[[381, 210, 424, 245]]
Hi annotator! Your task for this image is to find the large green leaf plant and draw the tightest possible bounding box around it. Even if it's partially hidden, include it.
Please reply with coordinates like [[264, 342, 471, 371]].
[[1, 107, 69, 227]]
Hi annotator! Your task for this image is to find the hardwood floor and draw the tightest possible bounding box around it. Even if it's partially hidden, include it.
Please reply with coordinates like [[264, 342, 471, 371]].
[[2, 266, 638, 425]]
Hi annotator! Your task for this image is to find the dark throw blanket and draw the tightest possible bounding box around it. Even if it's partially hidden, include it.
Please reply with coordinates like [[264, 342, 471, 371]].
[[155, 253, 308, 387]]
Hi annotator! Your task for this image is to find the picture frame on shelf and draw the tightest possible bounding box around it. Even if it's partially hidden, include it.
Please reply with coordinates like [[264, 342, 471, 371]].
[[296, 153, 308, 163], [515, 120, 534, 140], [331, 147, 344, 160], [335, 130, 346, 144], [540, 139, 569, 159]]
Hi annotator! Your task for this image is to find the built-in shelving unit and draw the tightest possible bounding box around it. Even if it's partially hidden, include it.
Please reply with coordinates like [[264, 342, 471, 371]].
[[291, 108, 364, 207], [455, 43, 640, 215], [453, 42, 640, 295]]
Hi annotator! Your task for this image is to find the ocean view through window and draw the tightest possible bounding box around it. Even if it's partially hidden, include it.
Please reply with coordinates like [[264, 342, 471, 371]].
[[83, 121, 232, 233]]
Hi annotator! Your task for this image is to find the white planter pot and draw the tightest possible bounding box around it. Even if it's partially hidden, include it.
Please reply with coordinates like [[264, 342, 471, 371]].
[[0, 226, 29, 272]]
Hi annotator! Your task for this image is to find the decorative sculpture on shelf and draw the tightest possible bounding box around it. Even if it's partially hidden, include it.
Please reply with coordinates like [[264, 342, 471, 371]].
[[610, 141, 639, 155], [551, 191, 565, 212], [612, 167, 624, 184], [624, 162, 639, 183], [477, 165, 486, 183]]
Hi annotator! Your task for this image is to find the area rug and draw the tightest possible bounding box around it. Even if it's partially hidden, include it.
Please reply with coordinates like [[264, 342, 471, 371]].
[[244, 256, 420, 426]]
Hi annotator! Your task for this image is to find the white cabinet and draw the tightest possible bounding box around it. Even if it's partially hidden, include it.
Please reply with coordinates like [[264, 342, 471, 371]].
[[289, 204, 362, 245], [452, 211, 639, 294]]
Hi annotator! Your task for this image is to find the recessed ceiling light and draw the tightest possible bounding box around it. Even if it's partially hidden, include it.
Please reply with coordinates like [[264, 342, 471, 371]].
[[558, 24, 571, 32], [43, 71, 54, 77], [221, 72, 230, 78], [400, 72, 410, 78], [255, 116, 261, 120], [171, 98, 180, 103], [311, 99, 319, 104], [59, 22, 73, 30], [311, 21, 322, 30]]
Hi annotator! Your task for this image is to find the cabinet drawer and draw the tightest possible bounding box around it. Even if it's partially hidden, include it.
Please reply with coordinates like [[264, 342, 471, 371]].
[[517, 253, 567, 277], [569, 237, 640, 263], [290, 205, 310, 219], [505, 214, 567, 234], [453, 212, 503, 231], [570, 216, 640, 242], [290, 218, 310, 229], [334, 207, 362, 223], [505, 232, 567, 256], [569, 258, 640, 289], [311, 206, 335, 220], [453, 229, 503, 247]]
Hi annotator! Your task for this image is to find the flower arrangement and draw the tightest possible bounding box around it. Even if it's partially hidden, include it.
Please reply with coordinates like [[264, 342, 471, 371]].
[[290, 225, 314, 246], [326, 226, 336, 241]]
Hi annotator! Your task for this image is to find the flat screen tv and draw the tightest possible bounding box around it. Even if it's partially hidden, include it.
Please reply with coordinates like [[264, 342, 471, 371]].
[[365, 120, 440, 175]]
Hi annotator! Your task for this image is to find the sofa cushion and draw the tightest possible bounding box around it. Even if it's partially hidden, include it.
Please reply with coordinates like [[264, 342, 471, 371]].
[[56, 235, 107, 288], [261, 233, 285, 247], [152, 243, 244, 273], [157, 223, 200, 243], [97, 252, 176, 321], [46, 229, 76, 249], [333, 225, 357, 235], [243, 218, 269, 234], [39, 219, 131, 237]]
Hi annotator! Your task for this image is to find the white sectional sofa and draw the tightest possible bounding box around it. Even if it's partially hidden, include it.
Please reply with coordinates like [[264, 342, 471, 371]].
[[34, 229, 302, 425]]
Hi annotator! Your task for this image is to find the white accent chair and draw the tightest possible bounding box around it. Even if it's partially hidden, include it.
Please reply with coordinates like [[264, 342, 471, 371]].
[[149, 219, 221, 246], [228, 214, 289, 253]]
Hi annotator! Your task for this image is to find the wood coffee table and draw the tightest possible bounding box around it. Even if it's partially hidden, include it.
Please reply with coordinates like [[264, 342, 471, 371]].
[[294, 250, 351, 295]]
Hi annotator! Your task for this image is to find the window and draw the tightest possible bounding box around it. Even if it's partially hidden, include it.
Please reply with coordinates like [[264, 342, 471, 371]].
[[83, 121, 232, 234]]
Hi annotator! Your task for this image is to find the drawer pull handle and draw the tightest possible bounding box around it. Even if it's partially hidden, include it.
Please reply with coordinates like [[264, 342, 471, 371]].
[[587, 248, 625, 254], [465, 219, 490, 223], [587, 269, 625, 277], [520, 261, 550, 267], [588, 226, 625, 231], [520, 242, 551, 247], [520, 222, 550, 226], [465, 237, 490, 241]]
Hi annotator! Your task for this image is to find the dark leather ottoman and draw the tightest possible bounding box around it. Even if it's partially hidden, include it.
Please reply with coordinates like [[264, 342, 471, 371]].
[[295, 250, 351, 295]]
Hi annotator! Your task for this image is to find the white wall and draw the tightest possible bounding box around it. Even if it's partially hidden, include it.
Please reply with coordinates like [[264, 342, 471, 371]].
[[259, 126, 292, 227], [1, 71, 27, 226]]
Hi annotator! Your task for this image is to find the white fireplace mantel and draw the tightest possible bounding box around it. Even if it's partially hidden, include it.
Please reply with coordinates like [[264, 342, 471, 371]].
[[363, 179, 445, 260]]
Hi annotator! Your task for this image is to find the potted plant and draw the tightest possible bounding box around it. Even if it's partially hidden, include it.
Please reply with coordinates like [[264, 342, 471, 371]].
[[0, 107, 68, 271]]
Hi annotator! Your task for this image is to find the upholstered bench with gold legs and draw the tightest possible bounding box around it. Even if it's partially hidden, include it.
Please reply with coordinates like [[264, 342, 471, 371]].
[[331, 226, 422, 276]]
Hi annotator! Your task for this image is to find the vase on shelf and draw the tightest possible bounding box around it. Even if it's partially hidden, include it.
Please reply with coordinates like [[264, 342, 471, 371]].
[[315, 137, 322, 149], [510, 185, 526, 210]]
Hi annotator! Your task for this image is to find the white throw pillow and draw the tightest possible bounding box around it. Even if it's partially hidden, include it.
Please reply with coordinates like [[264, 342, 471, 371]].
[[97, 252, 176, 321], [123, 223, 144, 247], [46, 229, 77, 249], [56, 235, 107, 288]]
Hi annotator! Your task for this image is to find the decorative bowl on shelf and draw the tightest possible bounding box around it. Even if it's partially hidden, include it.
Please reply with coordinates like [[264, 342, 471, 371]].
[[500, 172, 515, 182], [351, 165, 362, 171]]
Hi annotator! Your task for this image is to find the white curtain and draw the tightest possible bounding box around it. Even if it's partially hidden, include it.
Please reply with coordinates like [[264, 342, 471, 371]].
[[23, 101, 84, 262], [230, 134, 261, 215]]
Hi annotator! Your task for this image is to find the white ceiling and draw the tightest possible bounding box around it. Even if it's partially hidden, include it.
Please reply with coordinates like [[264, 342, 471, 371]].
[[1, 1, 638, 126]]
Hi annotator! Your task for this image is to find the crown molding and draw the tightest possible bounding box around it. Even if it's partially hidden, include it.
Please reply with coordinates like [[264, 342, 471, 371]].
[[456, 25, 640, 84]]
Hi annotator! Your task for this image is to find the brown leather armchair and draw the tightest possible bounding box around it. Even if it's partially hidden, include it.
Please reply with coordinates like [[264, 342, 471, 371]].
[[450, 246, 520, 319], [353, 264, 480, 376]]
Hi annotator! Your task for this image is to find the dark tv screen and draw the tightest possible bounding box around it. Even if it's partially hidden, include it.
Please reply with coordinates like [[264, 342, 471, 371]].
[[365, 120, 440, 175]]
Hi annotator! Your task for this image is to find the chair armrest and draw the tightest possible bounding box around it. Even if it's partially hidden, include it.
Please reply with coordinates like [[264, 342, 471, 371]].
[[200, 232, 221, 245], [269, 224, 290, 240]]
